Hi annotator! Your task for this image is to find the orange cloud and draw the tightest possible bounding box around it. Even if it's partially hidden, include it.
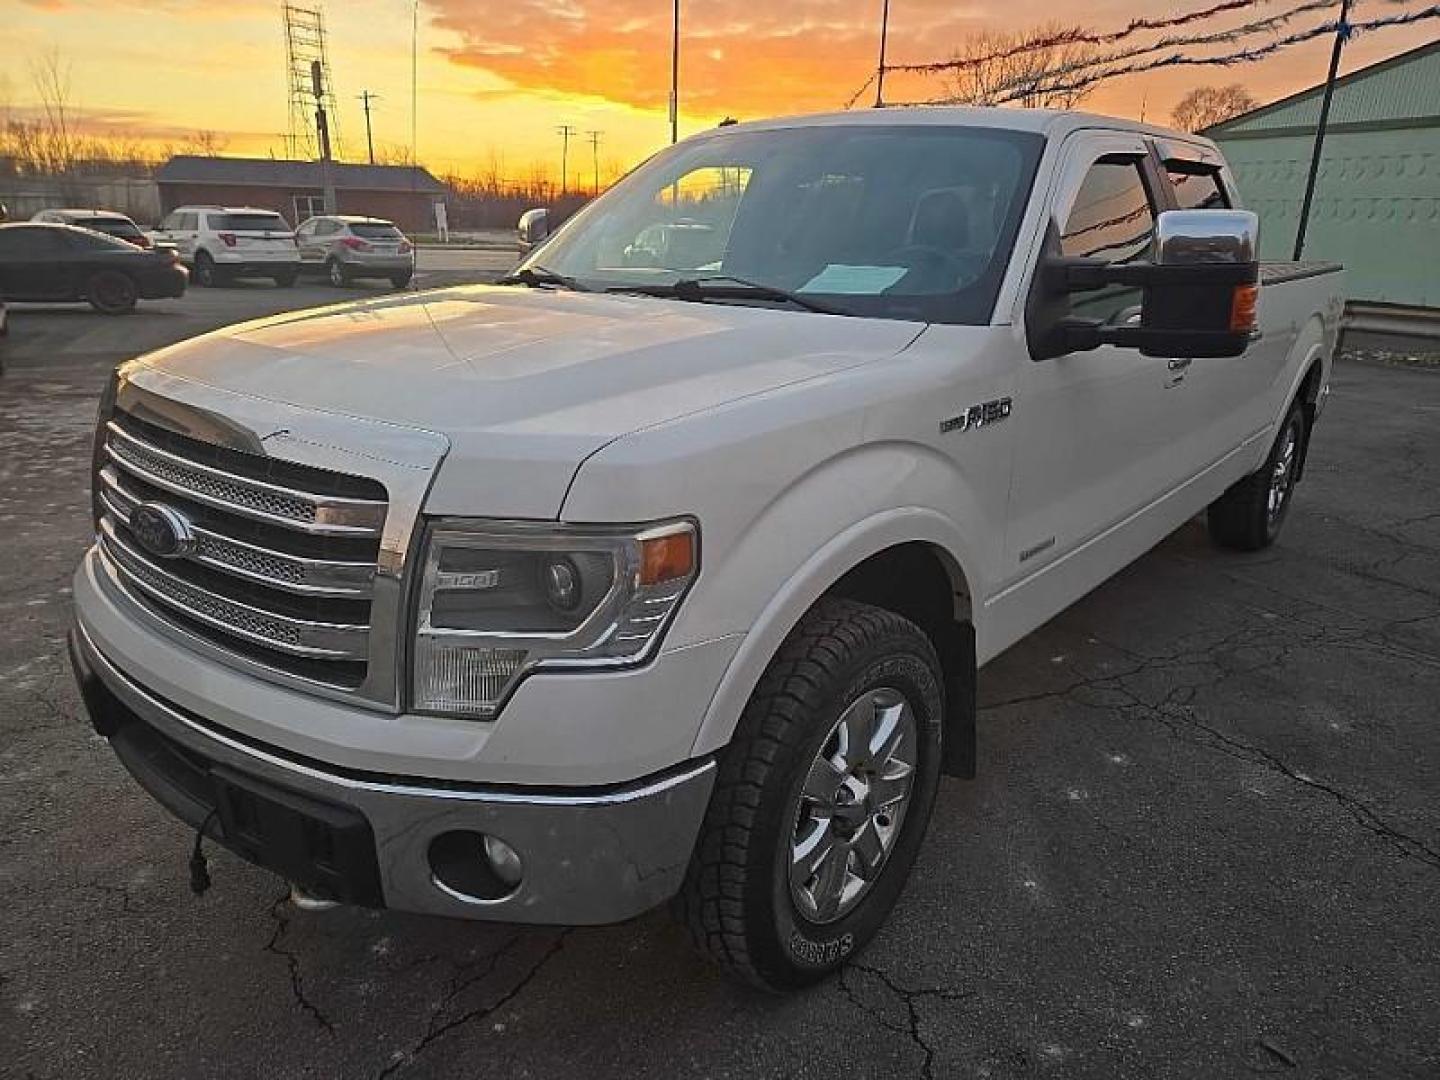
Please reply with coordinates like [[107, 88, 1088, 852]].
[[430, 0, 988, 117]]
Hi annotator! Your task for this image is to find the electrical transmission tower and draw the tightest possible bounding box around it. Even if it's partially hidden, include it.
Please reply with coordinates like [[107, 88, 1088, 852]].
[[283, 3, 342, 160]]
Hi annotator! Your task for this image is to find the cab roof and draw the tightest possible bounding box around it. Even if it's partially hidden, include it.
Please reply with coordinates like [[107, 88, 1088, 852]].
[[707, 105, 1219, 154]]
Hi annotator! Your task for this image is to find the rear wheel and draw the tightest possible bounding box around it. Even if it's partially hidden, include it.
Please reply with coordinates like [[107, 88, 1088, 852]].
[[85, 270, 139, 315], [192, 251, 225, 288], [326, 258, 351, 288], [389, 271, 413, 289], [1208, 400, 1306, 551], [272, 268, 298, 287], [674, 598, 944, 990]]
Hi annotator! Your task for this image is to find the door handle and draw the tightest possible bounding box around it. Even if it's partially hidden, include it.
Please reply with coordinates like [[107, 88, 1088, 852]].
[[1167, 357, 1192, 372]]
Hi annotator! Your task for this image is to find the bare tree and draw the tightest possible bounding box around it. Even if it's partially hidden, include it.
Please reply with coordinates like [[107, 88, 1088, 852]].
[[30, 48, 78, 172], [942, 23, 1097, 109], [1170, 85, 1257, 132], [182, 129, 229, 156]]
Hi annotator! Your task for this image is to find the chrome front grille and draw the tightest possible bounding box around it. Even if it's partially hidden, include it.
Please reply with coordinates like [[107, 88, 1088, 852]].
[[96, 410, 389, 689]]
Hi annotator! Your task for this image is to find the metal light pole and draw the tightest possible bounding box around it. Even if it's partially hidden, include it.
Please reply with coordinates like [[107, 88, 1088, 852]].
[[411, 0, 418, 166], [1293, 0, 1352, 260], [874, 0, 891, 108], [670, 0, 680, 143]]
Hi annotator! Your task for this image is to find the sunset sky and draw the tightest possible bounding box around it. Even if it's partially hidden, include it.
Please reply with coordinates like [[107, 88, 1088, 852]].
[[2, 0, 1433, 185]]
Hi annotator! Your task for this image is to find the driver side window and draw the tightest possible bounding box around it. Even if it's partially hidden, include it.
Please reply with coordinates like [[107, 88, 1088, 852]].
[[1060, 158, 1156, 325]]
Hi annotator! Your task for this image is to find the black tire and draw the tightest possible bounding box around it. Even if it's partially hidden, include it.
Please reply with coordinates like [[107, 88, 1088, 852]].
[[675, 597, 944, 990], [389, 271, 413, 289], [326, 258, 351, 288], [272, 268, 299, 288], [1208, 400, 1306, 551], [193, 251, 225, 288], [85, 270, 139, 315]]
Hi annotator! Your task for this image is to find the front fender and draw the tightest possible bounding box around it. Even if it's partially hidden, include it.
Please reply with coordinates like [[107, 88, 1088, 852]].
[[688, 504, 981, 760]]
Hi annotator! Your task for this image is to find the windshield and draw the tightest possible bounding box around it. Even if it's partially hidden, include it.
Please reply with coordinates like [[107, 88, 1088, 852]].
[[214, 213, 289, 232], [521, 124, 1044, 323]]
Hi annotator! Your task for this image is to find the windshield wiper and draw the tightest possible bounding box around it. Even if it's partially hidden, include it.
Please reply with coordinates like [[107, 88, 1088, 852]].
[[607, 275, 846, 315], [496, 265, 592, 291]]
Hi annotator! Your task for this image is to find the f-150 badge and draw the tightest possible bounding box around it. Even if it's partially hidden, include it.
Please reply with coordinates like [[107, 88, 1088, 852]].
[[940, 397, 1011, 435]]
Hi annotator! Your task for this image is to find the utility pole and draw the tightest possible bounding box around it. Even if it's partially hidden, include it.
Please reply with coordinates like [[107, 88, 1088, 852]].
[[1293, 0, 1352, 260], [311, 60, 337, 213], [358, 90, 379, 165], [670, 0, 680, 143], [874, 0, 890, 108], [587, 130, 603, 195], [556, 124, 577, 196]]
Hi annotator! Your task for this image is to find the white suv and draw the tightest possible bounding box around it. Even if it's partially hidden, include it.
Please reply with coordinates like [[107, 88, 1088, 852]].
[[152, 206, 300, 287]]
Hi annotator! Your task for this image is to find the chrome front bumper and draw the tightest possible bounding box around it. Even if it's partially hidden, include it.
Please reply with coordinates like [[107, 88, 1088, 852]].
[[69, 621, 716, 925]]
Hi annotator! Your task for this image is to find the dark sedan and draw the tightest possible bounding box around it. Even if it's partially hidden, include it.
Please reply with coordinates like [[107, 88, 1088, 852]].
[[0, 223, 187, 314]]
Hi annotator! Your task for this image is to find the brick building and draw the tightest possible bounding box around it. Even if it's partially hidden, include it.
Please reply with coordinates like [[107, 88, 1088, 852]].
[[154, 156, 447, 233]]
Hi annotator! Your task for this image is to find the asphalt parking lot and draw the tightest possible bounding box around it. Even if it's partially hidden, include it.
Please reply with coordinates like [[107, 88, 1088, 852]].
[[1, 282, 1437, 1079]]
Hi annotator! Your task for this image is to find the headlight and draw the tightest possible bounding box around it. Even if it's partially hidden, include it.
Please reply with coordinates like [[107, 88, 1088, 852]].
[[411, 519, 698, 718]]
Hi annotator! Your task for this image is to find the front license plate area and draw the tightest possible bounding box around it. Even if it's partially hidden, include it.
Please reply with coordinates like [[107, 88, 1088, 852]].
[[211, 764, 383, 906]]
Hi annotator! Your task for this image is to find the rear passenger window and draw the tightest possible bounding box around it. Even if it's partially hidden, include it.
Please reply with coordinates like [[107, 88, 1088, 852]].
[[1166, 164, 1229, 210], [1060, 158, 1156, 324]]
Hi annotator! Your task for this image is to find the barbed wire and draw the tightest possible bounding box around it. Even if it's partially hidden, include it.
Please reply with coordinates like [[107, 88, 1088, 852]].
[[971, 4, 1440, 107], [885, 0, 1269, 75], [843, 72, 878, 110], [927, 0, 1339, 105]]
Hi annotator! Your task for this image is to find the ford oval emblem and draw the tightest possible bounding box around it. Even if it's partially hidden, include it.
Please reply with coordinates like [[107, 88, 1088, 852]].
[[129, 503, 196, 559]]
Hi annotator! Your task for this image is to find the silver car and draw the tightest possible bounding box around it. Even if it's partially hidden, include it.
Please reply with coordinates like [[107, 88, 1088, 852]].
[[295, 215, 415, 289]]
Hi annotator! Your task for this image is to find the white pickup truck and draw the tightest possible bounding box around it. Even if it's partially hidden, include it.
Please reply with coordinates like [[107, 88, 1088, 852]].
[[70, 108, 1344, 990]]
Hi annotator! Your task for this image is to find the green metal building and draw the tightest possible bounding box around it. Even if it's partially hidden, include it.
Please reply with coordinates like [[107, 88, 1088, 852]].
[[1207, 40, 1440, 310]]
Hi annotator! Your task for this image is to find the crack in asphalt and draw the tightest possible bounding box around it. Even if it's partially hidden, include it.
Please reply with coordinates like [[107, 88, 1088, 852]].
[[265, 892, 336, 1034], [982, 599, 1440, 874], [837, 961, 972, 1079], [375, 929, 571, 1079], [1135, 686, 1440, 871]]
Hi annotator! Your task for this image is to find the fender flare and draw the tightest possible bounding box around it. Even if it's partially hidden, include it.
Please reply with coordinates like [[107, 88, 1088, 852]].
[[689, 506, 982, 761], [1276, 316, 1329, 481]]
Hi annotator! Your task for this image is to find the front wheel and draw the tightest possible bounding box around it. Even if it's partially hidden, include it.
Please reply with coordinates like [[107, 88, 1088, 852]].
[[85, 270, 139, 314], [674, 598, 944, 990], [1208, 400, 1306, 551]]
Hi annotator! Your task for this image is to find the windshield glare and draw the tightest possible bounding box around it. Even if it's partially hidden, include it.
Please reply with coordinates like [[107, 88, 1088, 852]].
[[523, 124, 1043, 323]]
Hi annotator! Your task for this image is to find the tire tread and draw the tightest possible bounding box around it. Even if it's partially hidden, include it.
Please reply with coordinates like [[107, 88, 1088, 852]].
[[674, 597, 934, 987]]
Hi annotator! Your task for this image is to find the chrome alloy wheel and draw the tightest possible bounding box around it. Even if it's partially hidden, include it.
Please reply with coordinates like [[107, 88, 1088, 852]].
[[1268, 418, 1301, 527], [788, 687, 919, 924]]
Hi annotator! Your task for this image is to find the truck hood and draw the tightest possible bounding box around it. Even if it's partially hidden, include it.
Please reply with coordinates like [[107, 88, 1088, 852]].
[[133, 285, 921, 518]]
